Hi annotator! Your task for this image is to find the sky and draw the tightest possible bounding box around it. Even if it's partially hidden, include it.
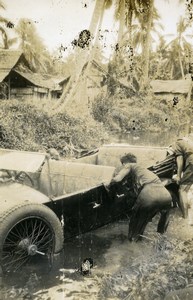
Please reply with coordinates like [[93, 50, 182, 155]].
[[1, 0, 191, 57]]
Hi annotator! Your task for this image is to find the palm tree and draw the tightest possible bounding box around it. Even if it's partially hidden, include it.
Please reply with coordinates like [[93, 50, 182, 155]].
[[0, 1, 16, 49], [165, 46, 182, 79], [141, 0, 154, 86], [148, 36, 169, 80], [52, 0, 112, 113], [165, 16, 193, 79], [138, 0, 186, 85], [113, 1, 189, 87], [111, 0, 158, 88], [16, 18, 52, 73], [0, 1, 7, 46], [114, 0, 151, 46], [108, 1, 137, 91], [89, 0, 112, 37]]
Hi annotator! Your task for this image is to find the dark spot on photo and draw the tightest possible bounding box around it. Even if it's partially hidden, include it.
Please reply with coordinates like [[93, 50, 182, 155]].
[[6, 22, 14, 28]]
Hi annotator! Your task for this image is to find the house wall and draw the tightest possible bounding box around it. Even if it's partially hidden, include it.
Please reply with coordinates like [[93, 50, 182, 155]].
[[10, 87, 58, 101], [154, 92, 186, 103], [10, 87, 34, 100], [154, 92, 187, 112], [0, 82, 8, 99], [7, 71, 58, 101], [51, 91, 60, 99]]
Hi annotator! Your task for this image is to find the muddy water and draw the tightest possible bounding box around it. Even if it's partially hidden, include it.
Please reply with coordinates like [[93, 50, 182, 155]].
[[2, 208, 193, 299], [1, 219, 154, 300]]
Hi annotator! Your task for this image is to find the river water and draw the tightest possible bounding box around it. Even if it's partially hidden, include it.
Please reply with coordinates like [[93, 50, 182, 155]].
[[108, 127, 190, 147]]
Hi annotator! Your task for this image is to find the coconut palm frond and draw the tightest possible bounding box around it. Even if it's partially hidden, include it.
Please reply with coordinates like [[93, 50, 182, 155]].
[[153, 6, 161, 21], [185, 34, 193, 38], [0, 26, 8, 48], [0, 15, 9, 24], [105, 0, 113, 10], [0, 0, 5, 10]]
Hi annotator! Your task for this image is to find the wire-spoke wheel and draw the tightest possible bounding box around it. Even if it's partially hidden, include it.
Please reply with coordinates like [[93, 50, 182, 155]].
[[0, 202, 64, 273]]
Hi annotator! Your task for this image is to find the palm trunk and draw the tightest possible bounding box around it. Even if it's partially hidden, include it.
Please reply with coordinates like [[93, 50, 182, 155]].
[[117, 0, 125, 45], [113, 0, 125, 76], [0, 28, 8, 49], [127, 9, 133, 45], [140, 0, 154, 89], [89, 0, 106, 36], [127, 9, 134, 84], [90, 1, 106, 60], [170, 64, 174, 79], [52, 0, 106, 114], [178, 34, 185, 79], [111, 0, 125, 64], [178, 50, 185, 79], [155, 56, 161, 79]]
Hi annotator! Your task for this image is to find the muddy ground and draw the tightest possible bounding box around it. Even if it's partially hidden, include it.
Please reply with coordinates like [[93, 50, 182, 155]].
[[1, 206, 193, 300]]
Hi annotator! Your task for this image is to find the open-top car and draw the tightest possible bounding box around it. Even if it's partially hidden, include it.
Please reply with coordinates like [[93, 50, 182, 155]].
[[0, 144, 178, 273]]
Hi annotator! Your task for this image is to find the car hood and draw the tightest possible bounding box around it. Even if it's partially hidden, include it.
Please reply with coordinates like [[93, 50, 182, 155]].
[[0, 182, 50, 205], [0, 150, 46, 172]]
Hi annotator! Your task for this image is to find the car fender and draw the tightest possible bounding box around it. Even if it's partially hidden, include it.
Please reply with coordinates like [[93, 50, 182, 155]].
[[0, 182, 50, 210]]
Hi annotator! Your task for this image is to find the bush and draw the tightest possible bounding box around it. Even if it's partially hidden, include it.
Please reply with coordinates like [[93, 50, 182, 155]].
[[91, 93, 113, 123], [0, 100, 108, 156], [91, 92, 191, 134]]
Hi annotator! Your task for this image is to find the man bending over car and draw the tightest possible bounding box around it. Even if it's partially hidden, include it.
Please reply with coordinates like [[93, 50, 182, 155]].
[[107, 153, 172, 241]]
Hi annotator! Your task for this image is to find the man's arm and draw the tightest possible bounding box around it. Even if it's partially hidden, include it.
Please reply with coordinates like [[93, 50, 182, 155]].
[[111, 165, 131, 183], [175, 155, 184, 184]]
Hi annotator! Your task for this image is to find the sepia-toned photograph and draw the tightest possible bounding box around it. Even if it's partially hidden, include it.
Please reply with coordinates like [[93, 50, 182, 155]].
[[0, 0, 193, 299]]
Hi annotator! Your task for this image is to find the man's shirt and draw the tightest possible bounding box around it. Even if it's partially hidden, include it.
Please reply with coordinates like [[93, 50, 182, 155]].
[[112, 163, 161, 193], [172, 138, 193, 167]]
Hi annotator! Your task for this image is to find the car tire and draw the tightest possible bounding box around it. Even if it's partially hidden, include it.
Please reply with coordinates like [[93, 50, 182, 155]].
[[0, 201, 64, 273]]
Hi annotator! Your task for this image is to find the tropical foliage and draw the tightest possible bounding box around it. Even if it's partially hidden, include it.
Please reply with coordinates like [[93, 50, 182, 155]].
[[0, 0, 16, 49], [108, 0, 193, 88], [91, 88, 191, 135], [0, 100, 107, 155], [0, 0, 192, 131], [1, 0, 192, 82], [15, 18, 53, 73]]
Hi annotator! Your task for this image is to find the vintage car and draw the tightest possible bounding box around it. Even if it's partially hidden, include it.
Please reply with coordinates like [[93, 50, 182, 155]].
[[0, 144, 177, 274]]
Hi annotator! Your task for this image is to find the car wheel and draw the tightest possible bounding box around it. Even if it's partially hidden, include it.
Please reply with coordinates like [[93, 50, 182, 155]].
[[0, 201, 64, 273]]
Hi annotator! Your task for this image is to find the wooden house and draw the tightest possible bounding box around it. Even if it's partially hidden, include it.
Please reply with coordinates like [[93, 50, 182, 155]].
[[0, 50, 69, 100], [150, 79, 193, 104], [150, 79, 193, 135], [9, 70, 62, 100]]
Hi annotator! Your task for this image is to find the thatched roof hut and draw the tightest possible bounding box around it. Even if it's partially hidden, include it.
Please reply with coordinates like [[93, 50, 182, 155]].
[[150, 79, 193, 102], [0, 50, 28, 83], [0, 50, 68, 100]]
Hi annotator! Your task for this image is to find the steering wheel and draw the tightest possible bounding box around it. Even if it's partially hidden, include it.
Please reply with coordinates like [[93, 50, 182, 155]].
[[15, 171, 34, 187], [0, 169, 15, 179]]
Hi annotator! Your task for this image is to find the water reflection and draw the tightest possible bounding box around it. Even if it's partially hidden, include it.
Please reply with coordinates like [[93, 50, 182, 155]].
[[108, 128, 190, 147]]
